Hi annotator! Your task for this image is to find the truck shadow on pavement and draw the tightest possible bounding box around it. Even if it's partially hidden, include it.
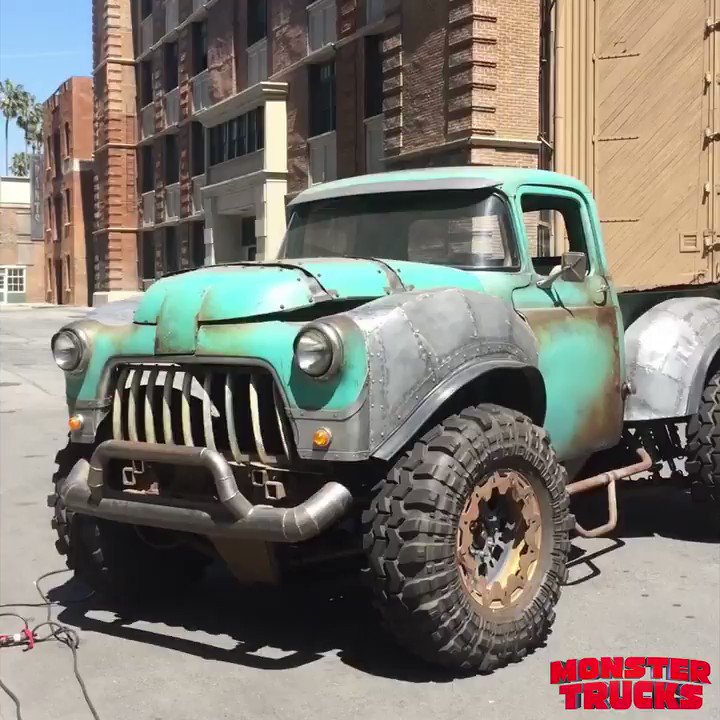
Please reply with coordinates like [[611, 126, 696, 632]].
[[54, 568, 465, 682], [52, 485, 718, 682]]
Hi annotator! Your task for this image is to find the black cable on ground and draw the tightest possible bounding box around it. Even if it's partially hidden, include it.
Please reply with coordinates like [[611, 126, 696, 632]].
[[0, 568, 101, 720]]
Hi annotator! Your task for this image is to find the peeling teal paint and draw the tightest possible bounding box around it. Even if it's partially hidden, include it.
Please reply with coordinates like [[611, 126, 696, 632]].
[[532, 318, 616, 458]]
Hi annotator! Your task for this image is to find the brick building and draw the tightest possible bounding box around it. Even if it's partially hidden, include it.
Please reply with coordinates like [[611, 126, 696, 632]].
[[42, 77, 95, 306], [0, 177, 45, 304], [91, 0, 544, 299]]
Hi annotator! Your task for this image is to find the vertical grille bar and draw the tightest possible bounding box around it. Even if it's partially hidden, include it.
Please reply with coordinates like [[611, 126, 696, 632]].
[[144, 368, 159, 443], [202, 371, 216, 451], [128, 369, 142, 442], [181, 372, 194, 446], [162, 369, 175, 444], [272, 384, 292, 460], [248, 373, 271, 464], [224, 374, 244, 464], [112, 367, 129, 439]]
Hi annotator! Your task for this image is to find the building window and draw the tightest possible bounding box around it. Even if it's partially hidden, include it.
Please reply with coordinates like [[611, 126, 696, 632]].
[[241, 217, 256, 261], [140, 0, 152, 19], [192, 21, 208, 75], [164, 42, 179, 92], [65, 188, 71, 224], [191, 122, 205, 176], [141, 231, 155, 279], [165, 134, 179, 184], [309, 61, 336, 136], [141, 145, 154, 193], [139, 60, 153, 106], [6, 267, 26, 293], [163, 227, 179, 274], [64, 122, 72, 157], [365, 36, 383, 118], [52, 131, 61, 177], [191, 221, 205, 267], [248, 0, 267, 46], [54, 196, 63, 242], [208, 108, 264, 166]]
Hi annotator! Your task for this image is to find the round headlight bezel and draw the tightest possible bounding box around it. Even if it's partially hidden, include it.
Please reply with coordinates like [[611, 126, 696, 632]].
[[293, 322, 344, 379], [51, 329, 87, 372]]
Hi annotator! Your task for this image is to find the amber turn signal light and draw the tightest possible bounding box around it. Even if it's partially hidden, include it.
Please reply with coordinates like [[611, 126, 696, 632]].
[[68, 415, 84, 431], [312, 427, 332, 450]]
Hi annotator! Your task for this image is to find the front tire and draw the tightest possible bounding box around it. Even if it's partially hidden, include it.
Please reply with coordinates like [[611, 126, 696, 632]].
[[686, 369, 720, 503], [362, 404, 571, 672], [51, 443, 209, 602]]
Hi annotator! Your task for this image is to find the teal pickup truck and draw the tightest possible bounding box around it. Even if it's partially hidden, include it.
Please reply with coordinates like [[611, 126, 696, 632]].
[[50, 168, 720, 672]]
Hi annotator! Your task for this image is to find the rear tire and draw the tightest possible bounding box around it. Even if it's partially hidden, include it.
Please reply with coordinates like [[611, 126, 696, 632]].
[[362, 404, 571, 672], [686, 370, 720, 503], [51, 443, 209, 602]]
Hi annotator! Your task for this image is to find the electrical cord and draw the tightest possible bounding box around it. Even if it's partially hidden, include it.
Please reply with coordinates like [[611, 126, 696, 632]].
[[0, 569, 101, 720]]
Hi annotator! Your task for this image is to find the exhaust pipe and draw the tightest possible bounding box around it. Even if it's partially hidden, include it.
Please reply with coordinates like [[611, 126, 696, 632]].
[[59, 440, 352, 543]]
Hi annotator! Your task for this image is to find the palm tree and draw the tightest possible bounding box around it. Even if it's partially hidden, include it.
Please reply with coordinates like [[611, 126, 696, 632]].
[[10, 152, 29, 177], [0, 80, 27, 175], [17, 96, 43, 157]]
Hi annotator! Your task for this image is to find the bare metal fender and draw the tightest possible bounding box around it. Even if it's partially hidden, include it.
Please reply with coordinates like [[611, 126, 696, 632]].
[[351, 287, 540, 460], [624, 297, 720, 422]]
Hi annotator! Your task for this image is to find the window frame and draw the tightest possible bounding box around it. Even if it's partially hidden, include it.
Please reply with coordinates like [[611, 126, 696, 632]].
[[5, 266, 27, 293], [192, 21, 208, 75], [164, 134, 179, 184], [247, 0, 267, 47], [309, 61, 336, 137], [141, 144, 154, 194], [164, 42, 179, 92], [364, 35, 383, 119], [515, 186, 600, 278]]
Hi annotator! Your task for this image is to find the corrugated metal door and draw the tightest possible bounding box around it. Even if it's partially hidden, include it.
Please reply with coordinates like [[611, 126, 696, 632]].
[[556, 0, 717, 289]]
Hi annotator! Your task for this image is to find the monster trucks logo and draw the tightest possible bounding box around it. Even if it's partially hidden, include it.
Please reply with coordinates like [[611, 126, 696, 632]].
[[550, 656, 712, 710]]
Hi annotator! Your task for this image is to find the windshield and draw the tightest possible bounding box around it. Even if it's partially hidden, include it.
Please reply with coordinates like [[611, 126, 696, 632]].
[[280, 190, 519, 270]]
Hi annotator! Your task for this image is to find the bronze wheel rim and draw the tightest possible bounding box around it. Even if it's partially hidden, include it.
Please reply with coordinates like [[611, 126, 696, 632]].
[[456, 470, 542, 613]]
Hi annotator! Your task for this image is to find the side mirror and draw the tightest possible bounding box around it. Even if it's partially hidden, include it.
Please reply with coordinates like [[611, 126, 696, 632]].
[[536, 251, 588, 289]]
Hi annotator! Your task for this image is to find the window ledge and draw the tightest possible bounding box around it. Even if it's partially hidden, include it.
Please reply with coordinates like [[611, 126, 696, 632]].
[[195, 81, 287, 127]]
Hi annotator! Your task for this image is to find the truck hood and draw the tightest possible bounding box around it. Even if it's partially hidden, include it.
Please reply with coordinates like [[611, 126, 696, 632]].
[[131, 259, 486, 354], [133, 258, 485, 325]]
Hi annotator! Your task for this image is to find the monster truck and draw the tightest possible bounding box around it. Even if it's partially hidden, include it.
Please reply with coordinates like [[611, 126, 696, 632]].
[[49, 168, 720, 671]]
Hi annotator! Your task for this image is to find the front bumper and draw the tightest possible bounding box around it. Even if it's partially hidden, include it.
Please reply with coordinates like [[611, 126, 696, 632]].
[[58, 440, 353, 542]]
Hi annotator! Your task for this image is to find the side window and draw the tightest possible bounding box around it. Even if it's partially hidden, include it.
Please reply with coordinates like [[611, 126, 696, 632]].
[[520, 194, 589, 277]]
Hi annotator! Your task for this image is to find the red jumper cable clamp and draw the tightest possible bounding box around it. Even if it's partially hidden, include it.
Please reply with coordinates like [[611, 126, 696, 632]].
[[0, 628, 36, 650]]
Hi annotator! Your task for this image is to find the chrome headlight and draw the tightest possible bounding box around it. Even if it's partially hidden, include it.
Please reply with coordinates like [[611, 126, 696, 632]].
[[293, 323, 343, 378], [51, 330, 86, 372]]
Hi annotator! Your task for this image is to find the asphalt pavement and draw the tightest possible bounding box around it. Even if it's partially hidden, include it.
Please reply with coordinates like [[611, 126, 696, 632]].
[[0, 306, 718, 720]]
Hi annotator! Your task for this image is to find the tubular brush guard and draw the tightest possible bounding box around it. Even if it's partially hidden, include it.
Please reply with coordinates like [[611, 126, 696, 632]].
[[59, 440, 353, 542]]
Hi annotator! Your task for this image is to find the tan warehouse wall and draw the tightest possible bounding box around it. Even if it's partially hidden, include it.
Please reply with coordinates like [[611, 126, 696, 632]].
[[554, 0, 720, 290]]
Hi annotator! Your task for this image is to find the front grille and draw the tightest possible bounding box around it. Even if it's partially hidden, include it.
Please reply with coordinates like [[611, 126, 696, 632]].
[[110, 363, 294, 465]]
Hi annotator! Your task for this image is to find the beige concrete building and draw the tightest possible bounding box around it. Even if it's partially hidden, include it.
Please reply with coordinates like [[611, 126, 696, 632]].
[[0, 177, 44, 304]]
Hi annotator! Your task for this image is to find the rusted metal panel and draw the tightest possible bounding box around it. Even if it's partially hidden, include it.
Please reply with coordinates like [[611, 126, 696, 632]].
[[555, 0, 716, 290], [624, 296, 720, 421]]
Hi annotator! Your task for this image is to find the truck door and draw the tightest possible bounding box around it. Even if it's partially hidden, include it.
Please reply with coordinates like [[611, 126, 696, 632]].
[[512, 187, 625, 462]]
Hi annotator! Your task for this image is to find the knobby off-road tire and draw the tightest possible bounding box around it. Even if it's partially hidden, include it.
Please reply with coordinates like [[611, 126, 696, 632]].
[[362, 404, 572, 672], [51, 442, 209, 602], [686, 370, 720, 503]]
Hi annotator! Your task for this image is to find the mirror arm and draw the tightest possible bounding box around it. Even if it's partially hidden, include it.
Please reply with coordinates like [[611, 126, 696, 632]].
[[536, 265, 562, 289]]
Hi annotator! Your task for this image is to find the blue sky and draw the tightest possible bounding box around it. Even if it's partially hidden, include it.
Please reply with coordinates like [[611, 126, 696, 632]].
[[0, 0, 92, 166]]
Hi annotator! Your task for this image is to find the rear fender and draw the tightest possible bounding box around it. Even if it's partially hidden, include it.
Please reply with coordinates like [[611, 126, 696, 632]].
[[623, 297, 720, 421]]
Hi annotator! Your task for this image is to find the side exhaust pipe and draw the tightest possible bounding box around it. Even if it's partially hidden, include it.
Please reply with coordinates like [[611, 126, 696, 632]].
[[59, 440, 352, 543]]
